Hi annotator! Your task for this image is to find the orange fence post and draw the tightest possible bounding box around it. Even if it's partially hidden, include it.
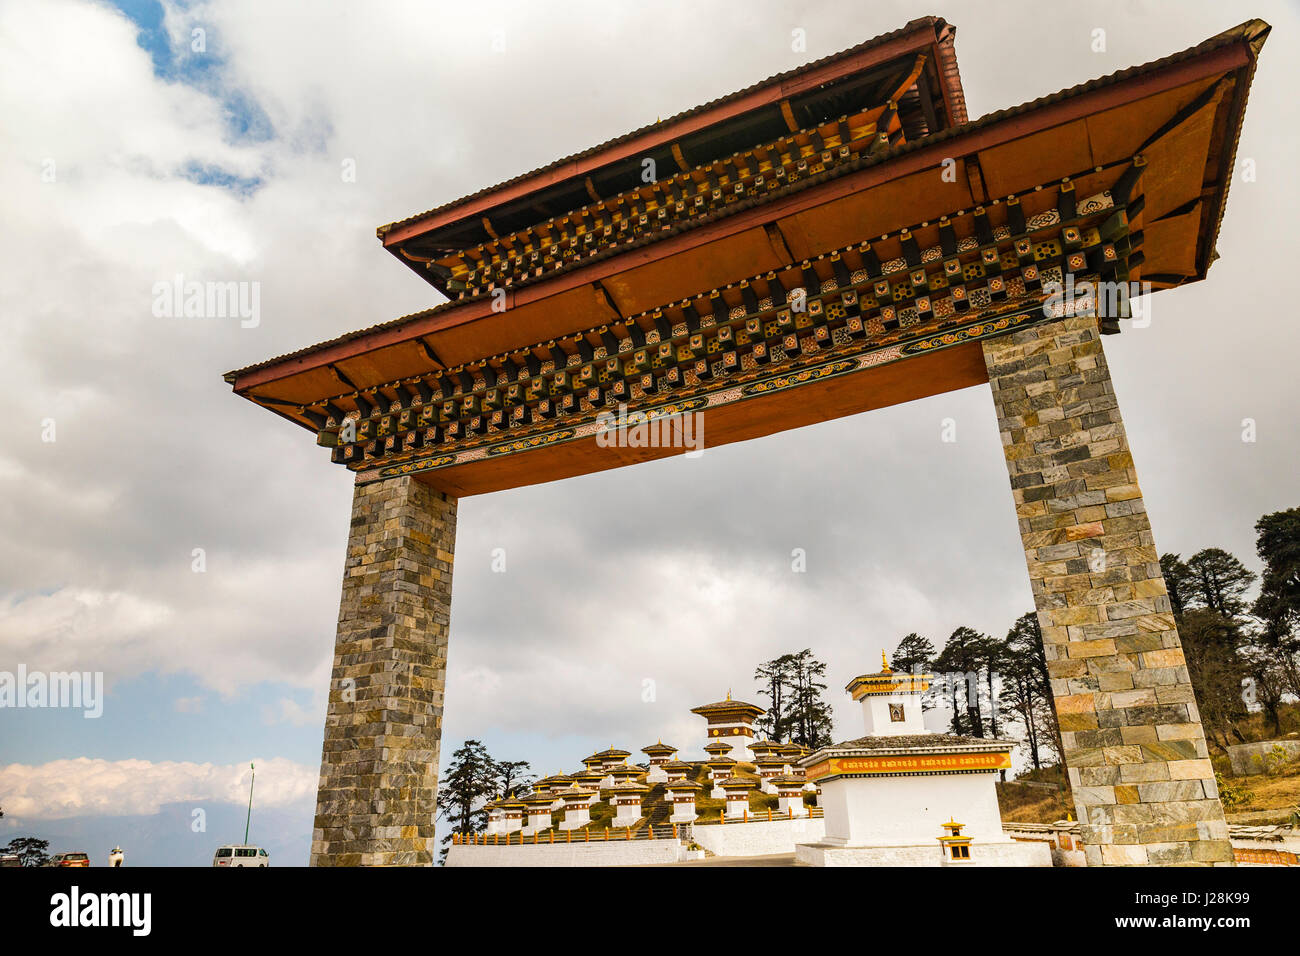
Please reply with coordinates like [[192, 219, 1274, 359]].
[[672, 823, 678, 840], [625, 827, 631, 840], [767, 808, 772, 822], [566, 829, 571, 843], [744, 809, 749, 823], [549, 830, 554, 844]]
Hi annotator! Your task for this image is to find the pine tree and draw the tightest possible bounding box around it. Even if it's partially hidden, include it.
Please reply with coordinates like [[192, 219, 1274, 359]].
[[754, 649, 834, 747], [1185, 548, 1256, 617], [494, 760, 533, 798], [1001, 612, 1061, 767], [754, 655, 794, 741], [1253, 507, 1300, 698], [435, 740, 499, 861], [1005, 611, 1061, 761], [1162, 549, 1253, 748], [786, 649, 834, 748], [934, 627, 987, 737], [892, 633, 935, 675]]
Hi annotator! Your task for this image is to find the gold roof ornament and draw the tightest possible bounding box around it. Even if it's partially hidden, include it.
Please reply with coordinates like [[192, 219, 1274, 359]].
[[846, 659, 931, 699]]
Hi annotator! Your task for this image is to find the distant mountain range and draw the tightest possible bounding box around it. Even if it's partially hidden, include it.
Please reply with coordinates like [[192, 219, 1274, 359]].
[[5, 799, 313, 867]]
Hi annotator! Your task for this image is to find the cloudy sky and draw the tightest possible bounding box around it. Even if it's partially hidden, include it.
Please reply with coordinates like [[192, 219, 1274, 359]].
[[1, 0, 1296, 865]]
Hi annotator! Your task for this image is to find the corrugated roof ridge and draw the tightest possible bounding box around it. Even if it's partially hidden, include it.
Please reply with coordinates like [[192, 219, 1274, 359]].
[[225, 20, 1262, 387], [375, 17, 948, 236]]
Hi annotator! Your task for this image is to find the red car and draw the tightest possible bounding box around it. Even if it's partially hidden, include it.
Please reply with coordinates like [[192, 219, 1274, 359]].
[[46, 852, 91, 867]]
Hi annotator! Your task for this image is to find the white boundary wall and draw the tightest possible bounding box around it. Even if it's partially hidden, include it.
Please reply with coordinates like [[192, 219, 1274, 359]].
[[445, 839, 687, 867], [795, 840, 1052, 867], [690, 817, 825, 857]]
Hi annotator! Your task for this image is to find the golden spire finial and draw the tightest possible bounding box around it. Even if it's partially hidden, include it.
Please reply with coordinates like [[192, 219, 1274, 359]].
[[726, 688, 731, 701], [882, 649, 891, 672]]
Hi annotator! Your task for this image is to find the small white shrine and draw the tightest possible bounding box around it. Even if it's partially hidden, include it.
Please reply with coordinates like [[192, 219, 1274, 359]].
[[690, 692, 764, 762], [557, 789, 595, 831], [794, 652, 1051, 867], [666, 780, 701, 823], [609, 781, 649, 828], [642, 741, 677, 783]]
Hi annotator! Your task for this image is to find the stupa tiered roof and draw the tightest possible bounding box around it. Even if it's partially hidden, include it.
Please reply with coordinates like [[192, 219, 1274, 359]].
[[533, 773, 572, 790], [691, 693, 765, 720], [606, 780, 650, 794], [605, 764, 644, 782], [847, 650, 933, 697], [747, 739, 785, 758]]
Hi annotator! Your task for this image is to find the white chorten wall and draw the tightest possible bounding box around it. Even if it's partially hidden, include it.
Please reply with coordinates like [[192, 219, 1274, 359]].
[[724, 795, 749, 819], [776, 791, 807, 817], [713, 732, 753, 762], [612, 800, 642, 828], [860, 695, 927, 736], [559, 804, 591, 831], [819, 773, 1004, 847], [669, 796, 698, 824]]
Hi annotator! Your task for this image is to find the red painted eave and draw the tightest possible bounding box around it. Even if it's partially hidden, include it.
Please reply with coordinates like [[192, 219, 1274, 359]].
[[225, 19, 1266, 399], [376, 17, 955, 248]]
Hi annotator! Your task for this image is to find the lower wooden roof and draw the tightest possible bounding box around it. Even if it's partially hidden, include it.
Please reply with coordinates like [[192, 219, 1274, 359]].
[[225, 20, 1268, 498]]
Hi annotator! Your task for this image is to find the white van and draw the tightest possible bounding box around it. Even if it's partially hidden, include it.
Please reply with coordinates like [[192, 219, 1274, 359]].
[[212, 845, 269, 867]]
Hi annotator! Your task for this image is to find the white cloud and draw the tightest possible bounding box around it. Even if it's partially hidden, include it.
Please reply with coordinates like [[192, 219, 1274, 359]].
[[261, 695, 322, 727], [0, 0, 1297, 799], [0, 756, 315, 819]]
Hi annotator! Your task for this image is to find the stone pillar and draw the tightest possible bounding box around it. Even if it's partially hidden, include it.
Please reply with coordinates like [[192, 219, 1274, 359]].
[[311, 475, 457, 866], [981, 314, 1231, 866]]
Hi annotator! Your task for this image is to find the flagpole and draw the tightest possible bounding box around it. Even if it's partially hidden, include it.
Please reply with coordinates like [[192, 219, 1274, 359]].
[[244, 762, 255, 844]]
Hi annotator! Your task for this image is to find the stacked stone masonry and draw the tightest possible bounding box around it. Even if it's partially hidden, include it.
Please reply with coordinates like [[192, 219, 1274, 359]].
[[311, 476, 457, 866], [981, 314, 1232, 866]]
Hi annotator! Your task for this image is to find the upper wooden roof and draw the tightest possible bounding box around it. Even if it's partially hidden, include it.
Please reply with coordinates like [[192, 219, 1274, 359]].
[[225, 19, 1268, 497], [377, 16, 966, 294]]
